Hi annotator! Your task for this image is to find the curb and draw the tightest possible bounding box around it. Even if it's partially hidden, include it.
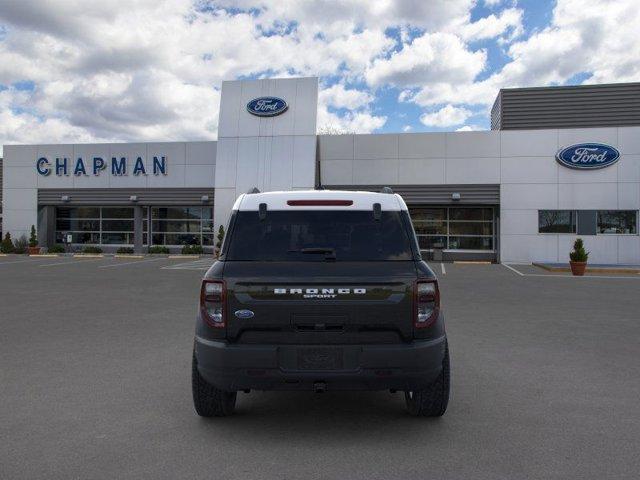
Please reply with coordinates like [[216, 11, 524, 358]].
[[29, 254, 59, 258], [168, 255, 200, 259], [73, 254, 105, 258], [453, 261, 492, 265], [533, 262, 640, 275], [114, 254, 145, 259]]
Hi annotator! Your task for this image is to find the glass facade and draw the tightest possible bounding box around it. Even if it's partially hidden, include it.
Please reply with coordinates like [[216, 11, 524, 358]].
[[55, 205, 214, 247], [56, 207, 140, 245], [150, 206, 214, 246], [409, 207, 495, 251]]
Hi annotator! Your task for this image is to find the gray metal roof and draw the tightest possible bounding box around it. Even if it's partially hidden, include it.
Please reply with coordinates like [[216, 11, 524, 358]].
[[491, 82, 640, 130]]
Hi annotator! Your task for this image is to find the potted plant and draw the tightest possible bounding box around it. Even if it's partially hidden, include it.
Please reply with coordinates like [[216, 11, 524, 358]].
[[569, 238, 589, 276], [28, 225, 40, 255]]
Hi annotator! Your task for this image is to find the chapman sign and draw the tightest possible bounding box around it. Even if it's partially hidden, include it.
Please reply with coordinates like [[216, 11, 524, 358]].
[[36, 156, 168, 177], [556, 143, 620, 170], [246, 97, 288, 117]]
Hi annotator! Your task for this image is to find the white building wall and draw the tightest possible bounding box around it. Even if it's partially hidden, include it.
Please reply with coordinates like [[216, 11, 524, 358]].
[[319, 127, 640, 265], [2, 141, 216, 240], [213, 77, 318, 230]]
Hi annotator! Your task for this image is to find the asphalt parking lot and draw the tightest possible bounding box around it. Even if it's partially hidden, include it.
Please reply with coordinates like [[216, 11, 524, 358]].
[[1, 256, 639, 479]]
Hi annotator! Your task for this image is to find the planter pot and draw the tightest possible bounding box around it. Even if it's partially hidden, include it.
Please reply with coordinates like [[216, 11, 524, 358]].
[[570, 261, 587, 276], [27, 246, 41, 255]]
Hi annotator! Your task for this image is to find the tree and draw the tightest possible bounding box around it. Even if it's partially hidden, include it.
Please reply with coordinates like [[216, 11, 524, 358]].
[[1, 232, 15, 253], [317, 124, 355, 135], [29, 225, 38, 247], [215, 225, 225, 257]]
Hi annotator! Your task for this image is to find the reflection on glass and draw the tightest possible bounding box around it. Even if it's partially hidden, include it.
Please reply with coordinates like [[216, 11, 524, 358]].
[[597, 211, 637, 234], [409, 206, 494, 251], [538, 210, 576, 233]]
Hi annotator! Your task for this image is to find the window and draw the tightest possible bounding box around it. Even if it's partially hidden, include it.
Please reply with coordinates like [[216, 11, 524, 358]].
[[55, 207, 142, 245], [226, 210, 414, 261], [150, 206, 214, 246], [597, 211, 637, 234], [538, 210, 577, 233], [409, 207, 494, 251]]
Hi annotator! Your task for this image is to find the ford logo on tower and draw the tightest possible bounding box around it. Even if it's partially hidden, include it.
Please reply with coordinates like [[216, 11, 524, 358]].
[[556, 143, 620, 170], [246, 96, 288, 117]]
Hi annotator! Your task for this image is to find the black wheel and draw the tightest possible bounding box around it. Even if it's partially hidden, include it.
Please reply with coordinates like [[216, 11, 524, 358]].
[[192, 353, 237, 417], [405, 342, 450, 417]]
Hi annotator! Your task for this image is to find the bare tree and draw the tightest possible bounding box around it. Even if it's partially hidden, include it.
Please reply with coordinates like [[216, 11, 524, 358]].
[[317, 124, 355, 135]]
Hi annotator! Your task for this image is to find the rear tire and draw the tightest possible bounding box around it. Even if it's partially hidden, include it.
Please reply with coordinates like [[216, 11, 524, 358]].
[[192, 353, 237, 417], [405, 342, 450, 417]]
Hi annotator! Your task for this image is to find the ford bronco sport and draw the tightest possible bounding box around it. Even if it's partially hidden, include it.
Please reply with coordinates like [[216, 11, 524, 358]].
[[192, 189, 450, 417]]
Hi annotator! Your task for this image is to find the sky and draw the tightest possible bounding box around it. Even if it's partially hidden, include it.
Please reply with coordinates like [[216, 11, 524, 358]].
[[0, 0, 639, 154]]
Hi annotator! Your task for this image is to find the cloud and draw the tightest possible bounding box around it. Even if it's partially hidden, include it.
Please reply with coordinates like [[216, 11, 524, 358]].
[[456, 124, 484, 131], [404, 0, 640, 110], [317, 107, 387, 134], [420, 105, 472, 127], [458, 7, 523, 42], [0, 0, 639, 151], [319, 84, 373, 110], [365, 32, 486, 88]]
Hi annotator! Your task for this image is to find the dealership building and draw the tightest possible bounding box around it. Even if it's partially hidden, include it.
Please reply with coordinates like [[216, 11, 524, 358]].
[[2, 78, 639, 264]]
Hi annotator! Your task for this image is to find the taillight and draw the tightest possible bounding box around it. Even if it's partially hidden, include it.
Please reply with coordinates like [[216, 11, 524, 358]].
[[414, 279, 440, 328], [200, 280, 226, 328]]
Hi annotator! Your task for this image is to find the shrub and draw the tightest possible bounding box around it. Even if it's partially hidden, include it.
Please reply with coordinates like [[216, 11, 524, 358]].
[[116, 247, 135, 254], [216, 225, 225, 250], [29, 225, 38, 247], [48, 244, 66, 254], [182, 244, 204, 255], [82, 246, 103, 254], [569, 238, 589, 262], [1, 233, 14, 253], [148, 245, 170, 254], [13, 235, 29, 254]]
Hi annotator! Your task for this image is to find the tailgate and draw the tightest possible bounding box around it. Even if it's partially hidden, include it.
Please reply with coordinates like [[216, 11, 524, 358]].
[[223, 261, 417, 344]]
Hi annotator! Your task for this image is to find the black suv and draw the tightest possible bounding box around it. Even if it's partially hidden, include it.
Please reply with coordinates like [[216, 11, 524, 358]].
[[192, 190, 449, 417]]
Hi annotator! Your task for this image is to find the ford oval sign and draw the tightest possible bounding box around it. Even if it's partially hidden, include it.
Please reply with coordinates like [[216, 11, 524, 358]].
[[556, 143, 620, 170], [246, 97, 288, 117], [234, 309, 255, 319]]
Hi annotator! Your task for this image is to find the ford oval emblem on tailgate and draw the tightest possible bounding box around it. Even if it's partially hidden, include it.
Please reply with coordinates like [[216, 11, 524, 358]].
[[234, 310, 255, 319]]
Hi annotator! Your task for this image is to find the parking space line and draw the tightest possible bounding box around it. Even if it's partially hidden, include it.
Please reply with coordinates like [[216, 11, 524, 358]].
[[98, 257, 166, 269], [502, 263, 640, 280], [441, 262, 446, 275], [161, 258, 215, 270], [39, 258, 106, 267], [502, 263, 525, 276]]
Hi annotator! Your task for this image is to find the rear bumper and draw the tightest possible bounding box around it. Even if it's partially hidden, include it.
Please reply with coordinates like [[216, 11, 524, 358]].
[[194, 334, 447, 392]]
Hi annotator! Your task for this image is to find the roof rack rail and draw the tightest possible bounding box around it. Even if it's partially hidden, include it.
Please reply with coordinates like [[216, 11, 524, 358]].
[[247, 187, 260, 194], [380, 186, 394, 194]]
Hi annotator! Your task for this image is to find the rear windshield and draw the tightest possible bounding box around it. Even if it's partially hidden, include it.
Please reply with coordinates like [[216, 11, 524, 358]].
[[225, 210, 415, 261]]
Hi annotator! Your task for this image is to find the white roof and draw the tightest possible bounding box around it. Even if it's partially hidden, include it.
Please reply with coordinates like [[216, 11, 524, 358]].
[[233, 190, 408, 211]]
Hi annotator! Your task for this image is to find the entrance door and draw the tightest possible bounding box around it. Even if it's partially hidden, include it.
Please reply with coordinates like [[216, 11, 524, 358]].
[[409, 206, 497, 262]]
